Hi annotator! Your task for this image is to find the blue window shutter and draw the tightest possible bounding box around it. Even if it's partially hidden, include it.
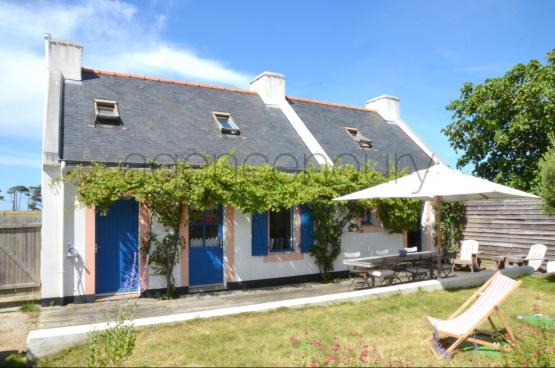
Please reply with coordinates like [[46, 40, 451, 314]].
[[251, 212, 269, 256], [300, 205, 314, 253]]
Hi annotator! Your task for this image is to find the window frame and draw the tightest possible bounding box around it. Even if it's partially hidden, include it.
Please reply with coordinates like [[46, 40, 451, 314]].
[[344, 126, 372, 150], [268, 207, 297, 253], [93, 99, 122, 126], [212, 111, 240, 136], [188, 205, 223, 248], [360, 208, 376, 226]]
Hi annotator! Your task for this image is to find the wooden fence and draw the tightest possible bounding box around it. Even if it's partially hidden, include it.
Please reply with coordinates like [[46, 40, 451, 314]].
[[463, 199, 555, 267], [0, 212, 41, 290]]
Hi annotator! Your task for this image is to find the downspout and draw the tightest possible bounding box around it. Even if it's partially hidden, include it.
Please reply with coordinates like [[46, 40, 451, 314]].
[[58, 160, 66, 299]]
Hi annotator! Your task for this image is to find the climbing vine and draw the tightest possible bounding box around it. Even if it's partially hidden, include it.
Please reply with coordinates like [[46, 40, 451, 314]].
[[60, 156, 421, 289]]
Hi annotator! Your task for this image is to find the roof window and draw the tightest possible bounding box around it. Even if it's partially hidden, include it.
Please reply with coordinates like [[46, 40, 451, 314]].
[[213, 112, 240, 135], [344, 127, 372, 149], [94, 99, 121, 125]]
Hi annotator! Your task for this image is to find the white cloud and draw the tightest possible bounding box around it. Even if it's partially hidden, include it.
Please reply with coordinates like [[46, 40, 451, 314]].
[[0, 147, 41, 168], [0, 0, 251, 140], [114, 46, 251, 87]]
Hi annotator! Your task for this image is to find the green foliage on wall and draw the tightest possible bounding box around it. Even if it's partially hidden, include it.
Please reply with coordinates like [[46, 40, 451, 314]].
[[60, 157, 421, 284], [439, 202, 467, 250], [539, 136, 555, 216]]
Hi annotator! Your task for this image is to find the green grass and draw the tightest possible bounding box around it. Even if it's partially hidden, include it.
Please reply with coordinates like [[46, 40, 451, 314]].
[[19, 301, 39, 313], [39, 276, 555, 367], [0, 353, 26, 368]]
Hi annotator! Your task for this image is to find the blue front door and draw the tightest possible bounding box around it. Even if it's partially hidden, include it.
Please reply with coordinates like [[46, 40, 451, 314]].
[[189, 205, 224, 286], [95, 199, 139, 294]]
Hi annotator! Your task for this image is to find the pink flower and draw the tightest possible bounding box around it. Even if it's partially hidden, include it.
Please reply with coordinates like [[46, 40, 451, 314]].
[[312, 340, 322, 348], [323, 354, 334, 366], [332, 342, 342, 351]]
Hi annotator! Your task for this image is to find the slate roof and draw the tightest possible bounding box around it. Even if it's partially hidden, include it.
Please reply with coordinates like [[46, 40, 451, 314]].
[[288, 98, 433, 173], [61, 69, 433, 173], [61, 70, 316, 170]]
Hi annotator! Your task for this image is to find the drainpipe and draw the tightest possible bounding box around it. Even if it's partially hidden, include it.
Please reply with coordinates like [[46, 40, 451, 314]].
[[58, 160, 66, 299]]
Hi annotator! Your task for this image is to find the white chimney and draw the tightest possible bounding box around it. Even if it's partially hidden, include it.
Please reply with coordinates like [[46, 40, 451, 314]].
[[365, 95, 400, 123], [47, 37, 83, 81], [249, 71, 285, 106]]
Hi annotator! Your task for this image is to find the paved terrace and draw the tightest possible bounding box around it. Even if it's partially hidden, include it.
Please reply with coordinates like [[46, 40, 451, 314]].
[[36, 263, 515, 330]]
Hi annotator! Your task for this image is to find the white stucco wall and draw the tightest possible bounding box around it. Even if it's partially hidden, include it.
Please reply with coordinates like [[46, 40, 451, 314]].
[[232, 209, 403, 282], [40, 167, 63, 299], [147, 218, 182, 289]]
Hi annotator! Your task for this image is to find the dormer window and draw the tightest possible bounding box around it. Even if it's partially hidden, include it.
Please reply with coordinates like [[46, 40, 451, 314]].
[[213, 112, 240, 135], [94, 99, 121, 125], [345, 127, 372, 149]]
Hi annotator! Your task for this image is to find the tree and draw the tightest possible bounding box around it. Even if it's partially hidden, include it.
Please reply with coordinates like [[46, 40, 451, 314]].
[[539, 135, 555, 215], [27, 185, 42, 210], [7, 186, 29, 211], [0, 189, 4, 202], [443, 50, 555, 192]]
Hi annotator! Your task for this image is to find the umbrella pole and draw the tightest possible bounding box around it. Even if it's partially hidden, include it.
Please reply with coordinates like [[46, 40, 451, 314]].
[[435, 197, 442, 279]]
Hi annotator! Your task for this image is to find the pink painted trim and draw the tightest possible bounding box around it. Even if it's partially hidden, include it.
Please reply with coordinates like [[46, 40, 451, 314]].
[[179, 206, 189, 287], [139, 204, 151, 290], [225, 207, 235, 283], [84, 207, 96, 296], [263, 252, 305, 263]]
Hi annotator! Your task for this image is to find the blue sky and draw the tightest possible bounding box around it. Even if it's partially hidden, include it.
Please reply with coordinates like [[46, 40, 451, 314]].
[[0, 0, 554, 210]]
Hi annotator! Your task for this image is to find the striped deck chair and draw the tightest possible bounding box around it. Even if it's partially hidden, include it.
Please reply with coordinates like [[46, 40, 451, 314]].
[[425, 272, 521, 358]]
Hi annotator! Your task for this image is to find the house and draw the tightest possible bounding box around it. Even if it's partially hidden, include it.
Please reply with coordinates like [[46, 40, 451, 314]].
[[41, 37, 441, 304]]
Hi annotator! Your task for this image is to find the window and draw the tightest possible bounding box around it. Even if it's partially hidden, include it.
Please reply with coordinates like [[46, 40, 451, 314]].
[[269, 208, 294, 252], [344, 127, 372, 149], [213, 112, 240, 135], [94, 99, 121, 125], [189, 206, 222, 247], [361, 208, 376, 226]]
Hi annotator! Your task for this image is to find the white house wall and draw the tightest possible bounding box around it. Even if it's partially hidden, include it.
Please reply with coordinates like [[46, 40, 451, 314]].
[[232, 209, 403, 282], [147, 217, 182, 289], [40, 166, 63, 299]]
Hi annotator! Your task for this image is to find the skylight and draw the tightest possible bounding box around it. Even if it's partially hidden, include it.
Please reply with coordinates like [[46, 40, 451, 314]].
[[344, 127, 372, 149], [213, 112, 240, 135], [94, 99, 121, 125]]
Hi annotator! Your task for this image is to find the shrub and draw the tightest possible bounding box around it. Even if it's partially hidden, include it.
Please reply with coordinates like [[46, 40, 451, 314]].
[[87, 302, 137, 367], [503, 323, 555, 367]]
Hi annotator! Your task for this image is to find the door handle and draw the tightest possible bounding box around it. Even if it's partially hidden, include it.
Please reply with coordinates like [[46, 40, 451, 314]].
[[95, 243, 99, 253]]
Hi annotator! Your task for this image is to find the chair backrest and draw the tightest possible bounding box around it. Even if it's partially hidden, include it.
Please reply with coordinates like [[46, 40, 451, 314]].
[[344, 252, 360, 258], [453, 273, 519, 334], [526, 244, 547, 271], [406, 246, 418, 253], [460, 240, 479, 261], [547, 261, 555, 275], [375, 249, 389, 256]]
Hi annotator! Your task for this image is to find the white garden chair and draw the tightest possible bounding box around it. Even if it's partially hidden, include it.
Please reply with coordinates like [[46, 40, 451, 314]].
[[452, 240, 479, 273], [547, 261, 555, 275], [524, 244, 547, 271]]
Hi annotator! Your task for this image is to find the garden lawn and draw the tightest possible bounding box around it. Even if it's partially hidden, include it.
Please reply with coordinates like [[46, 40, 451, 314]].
[[39, 276, 555, 367]]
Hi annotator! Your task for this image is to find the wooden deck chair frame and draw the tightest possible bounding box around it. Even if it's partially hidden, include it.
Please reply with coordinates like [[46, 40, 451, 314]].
[[425, 272, 521, 359]]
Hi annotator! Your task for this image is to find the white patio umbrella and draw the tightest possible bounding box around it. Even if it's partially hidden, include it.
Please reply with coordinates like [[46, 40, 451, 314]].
[[334, 164, 538, 277]]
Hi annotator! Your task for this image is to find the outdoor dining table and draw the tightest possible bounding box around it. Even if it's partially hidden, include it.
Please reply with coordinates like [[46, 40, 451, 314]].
[[343, 250, 439, 281]]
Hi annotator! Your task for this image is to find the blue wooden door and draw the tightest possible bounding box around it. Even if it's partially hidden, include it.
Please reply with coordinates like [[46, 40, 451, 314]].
[[95, 199, 139, 294], [189, 206, 224, 286]]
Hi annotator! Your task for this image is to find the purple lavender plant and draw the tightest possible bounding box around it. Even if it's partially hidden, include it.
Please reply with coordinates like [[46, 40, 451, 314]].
[[432, 327, 452, 360]]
